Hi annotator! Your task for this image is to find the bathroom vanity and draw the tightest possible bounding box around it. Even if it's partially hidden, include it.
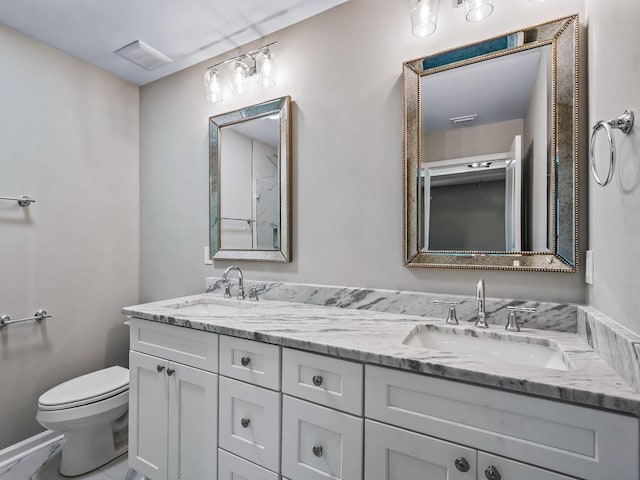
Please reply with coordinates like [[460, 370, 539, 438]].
[[124, 290, 640, 480]]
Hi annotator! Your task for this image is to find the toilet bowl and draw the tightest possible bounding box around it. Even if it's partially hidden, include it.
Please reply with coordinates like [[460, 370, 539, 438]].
[[36, 366, 129, 477]]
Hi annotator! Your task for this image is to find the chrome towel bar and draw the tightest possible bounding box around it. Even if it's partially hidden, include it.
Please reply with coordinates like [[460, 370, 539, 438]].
[[0, 309, 51, 328], [0, 195, 36, 206], [590, 109, 635, 187]]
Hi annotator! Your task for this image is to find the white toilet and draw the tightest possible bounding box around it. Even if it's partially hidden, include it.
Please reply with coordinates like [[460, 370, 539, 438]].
[[36, 366, 129, 477]]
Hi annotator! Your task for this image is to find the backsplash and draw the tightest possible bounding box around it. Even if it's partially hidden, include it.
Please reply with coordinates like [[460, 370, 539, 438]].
[[578, 307, 640, 392], [205, 279, 578, 333]]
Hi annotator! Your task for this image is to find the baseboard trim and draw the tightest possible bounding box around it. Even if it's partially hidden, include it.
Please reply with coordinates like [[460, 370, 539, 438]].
[[0, 430, 63, 469]]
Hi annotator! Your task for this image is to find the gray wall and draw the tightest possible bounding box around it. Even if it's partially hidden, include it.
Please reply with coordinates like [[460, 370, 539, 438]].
[[140, 0, 585, 305], [423, 119, 523, 163], [0, 25, 140, 448], [586, 0, 640, 333]]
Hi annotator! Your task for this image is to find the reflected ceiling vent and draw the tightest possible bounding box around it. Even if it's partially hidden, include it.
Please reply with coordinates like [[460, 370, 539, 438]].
[[114, 41, 172, 71], [468, 161, 492, 169], [450, 114, 479, 126]]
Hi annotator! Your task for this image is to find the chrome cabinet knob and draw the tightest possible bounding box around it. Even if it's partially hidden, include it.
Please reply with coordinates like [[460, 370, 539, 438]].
[[156, 365, 165, 373], [454, 457, 470, 472], [241, 356, 251, 367], [167, 368, 175, 376], [484, 466, 501, 480], [240, 418, 251, 428], [312, 445, 323, 458], [312, 375, 323, 387]]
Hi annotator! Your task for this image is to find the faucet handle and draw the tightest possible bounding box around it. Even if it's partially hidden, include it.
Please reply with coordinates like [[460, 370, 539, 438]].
[[505, 306, 536, 332], [433, 300, 459, 325], [249, 287, 259, 301], [223, 281, 233, 298]]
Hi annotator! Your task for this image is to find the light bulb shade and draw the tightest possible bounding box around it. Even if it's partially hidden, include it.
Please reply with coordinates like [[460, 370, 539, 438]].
[[256, 48, 277, 88], [464, 0, 494, 22], [410, 0, 438, 38], [229, 59, 249, 95], [204, 69, 223, 103]]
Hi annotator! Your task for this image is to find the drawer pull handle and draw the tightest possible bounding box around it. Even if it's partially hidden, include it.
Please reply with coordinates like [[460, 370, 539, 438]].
[[312, 375, 324, 387], [167, 368, 175, 376], [312, 445, 323, 458], [484, 466, 501, 480], [240, 418, 251, 428], [241, 356, 251, 367], [156, 365, 165, 373], [454, 457, 470, 473]]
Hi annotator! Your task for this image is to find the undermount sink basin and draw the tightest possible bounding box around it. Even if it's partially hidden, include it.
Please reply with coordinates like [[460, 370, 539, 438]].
[[168, 297, 258, 314], [403, 325, 571, 371]]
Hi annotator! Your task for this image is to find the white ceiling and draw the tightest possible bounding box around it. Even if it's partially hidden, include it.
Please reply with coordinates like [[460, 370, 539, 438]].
[[227, 116, 279, 147], [422, 47, 546, 132], [0, 0, 347, 85]]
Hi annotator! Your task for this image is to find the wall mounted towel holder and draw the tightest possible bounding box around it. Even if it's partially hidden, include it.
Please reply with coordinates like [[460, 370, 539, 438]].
[[590, 109, 635, 187], [0, 309, 52, 328], [0, 195, 36, 206]]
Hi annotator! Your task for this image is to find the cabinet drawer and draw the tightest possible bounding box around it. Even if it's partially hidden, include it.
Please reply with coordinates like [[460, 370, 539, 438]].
[[219, 377, 281, 472], [365, 365, 639, 480], [219, 336, 281, 390], [282, 348, 363, 415], [282, 395, 362, 480], [129, 318, 218, 372], [365, 420, 476, 480], [218, 449, 279, 480], [478, 452, 576, 480]]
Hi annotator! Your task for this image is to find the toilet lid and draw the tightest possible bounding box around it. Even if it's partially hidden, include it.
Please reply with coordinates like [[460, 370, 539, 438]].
[[39, 366, 129, 409]]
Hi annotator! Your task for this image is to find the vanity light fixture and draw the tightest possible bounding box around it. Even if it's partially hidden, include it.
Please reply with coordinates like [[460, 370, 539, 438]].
[[410, 0, 439, 38], [203, 42, 277, 103], [229, 59, 250, 95], [204, 69, 223, 103], [414, 0, 549, 37], [464, 0, 494, 23]]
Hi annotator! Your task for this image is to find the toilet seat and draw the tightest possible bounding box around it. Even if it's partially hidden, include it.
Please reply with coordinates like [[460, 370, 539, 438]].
[[38, 366, 129, 411]]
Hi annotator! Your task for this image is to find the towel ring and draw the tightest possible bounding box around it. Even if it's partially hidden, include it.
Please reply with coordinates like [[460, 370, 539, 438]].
[[590, 109, 634, 187]]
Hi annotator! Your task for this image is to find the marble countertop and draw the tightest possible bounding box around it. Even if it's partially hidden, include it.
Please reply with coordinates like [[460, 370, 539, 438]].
[[123, 294, 640, 416]]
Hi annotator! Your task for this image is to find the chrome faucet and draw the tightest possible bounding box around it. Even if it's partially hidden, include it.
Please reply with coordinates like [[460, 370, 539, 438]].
[[475, 278, 489, 328], [222, 266, 245, 299]]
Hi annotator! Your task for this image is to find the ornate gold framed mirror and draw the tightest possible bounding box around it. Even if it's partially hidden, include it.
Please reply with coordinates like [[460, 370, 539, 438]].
[[209, 96, 291, 262], [403, 15, 579, 272]]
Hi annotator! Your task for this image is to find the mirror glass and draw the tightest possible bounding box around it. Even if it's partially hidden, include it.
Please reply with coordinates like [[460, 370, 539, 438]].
[[403, 16, 578, 272], [210, 96, 291, 262]]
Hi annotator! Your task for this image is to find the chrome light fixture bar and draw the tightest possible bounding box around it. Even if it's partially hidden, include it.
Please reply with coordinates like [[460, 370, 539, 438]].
[[204, 42, 277, 103]]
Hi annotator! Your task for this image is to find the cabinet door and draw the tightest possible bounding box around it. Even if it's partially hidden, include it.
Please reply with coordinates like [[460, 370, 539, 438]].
[[365, 420, 476, 480], [129, 351, 169, 480], [478, 453, 576, 480], [167, 362, 218, 480]]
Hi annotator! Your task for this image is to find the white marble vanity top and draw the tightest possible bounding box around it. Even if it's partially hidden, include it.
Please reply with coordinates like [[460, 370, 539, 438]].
[[123, 293, 640, 417]]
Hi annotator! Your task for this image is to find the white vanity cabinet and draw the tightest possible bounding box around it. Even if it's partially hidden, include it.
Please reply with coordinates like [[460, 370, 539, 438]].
[[365, 365, 640, 480], [128, 318, 640, 480], [365, 420, 576, 480], [128, 320, 219, 480]]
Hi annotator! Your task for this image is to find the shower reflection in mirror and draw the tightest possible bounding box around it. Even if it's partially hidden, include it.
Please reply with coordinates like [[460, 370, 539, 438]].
[[420, 45, 553, 254], [219, 115, 280, 251]]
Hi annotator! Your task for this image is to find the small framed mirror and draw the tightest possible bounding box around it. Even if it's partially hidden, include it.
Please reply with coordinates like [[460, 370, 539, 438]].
[[403, 15, 579, 272], [209, 96, 291, 262]]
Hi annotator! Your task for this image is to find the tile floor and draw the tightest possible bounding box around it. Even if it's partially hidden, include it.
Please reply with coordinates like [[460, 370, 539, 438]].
[[0, 441, 143, 480]]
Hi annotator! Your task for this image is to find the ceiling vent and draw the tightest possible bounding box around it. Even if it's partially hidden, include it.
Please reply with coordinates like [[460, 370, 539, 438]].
[[114, 41, 172, 71]]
